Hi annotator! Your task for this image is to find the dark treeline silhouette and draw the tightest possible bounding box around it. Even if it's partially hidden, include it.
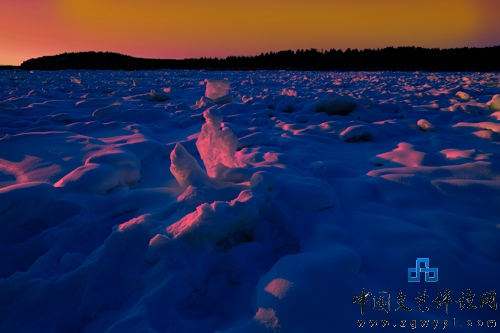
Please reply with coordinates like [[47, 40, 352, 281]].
[[0, 65, 18, 70], [19, 47, 500, 71]]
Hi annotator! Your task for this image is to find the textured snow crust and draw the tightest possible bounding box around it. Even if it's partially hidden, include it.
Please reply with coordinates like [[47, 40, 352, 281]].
[[0, 70, 499, 333]]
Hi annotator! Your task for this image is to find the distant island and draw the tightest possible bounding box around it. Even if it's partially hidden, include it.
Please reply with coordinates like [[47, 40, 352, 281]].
[[14, 46, 500, 71]]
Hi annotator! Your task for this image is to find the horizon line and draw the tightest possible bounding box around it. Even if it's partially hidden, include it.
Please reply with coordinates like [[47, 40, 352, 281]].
[[4, 44, 500, 67]]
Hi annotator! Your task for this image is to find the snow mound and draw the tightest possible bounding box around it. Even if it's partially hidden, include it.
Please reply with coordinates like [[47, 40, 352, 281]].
[[85, 148, 140, 169], [339, 124, 377, 142], [54, 148, 141, 194], [454, 121, 500, 133], [54, 163, 138, 194], [448, 102, 484, 115], [237, 132, 271, 149], [0, 182, 81, 264], [432, 180, 500, 212], [148, 88, 171, 102], [370, 142, 441, 167], [490, 111, 500, 121], [274, 100, 297, 113], [276, 177, 336, 211], [440, 149, 477, 160], [312, 93, 357, 116], [0, 181, 55, 213], [145, 233, 171, 264], [264, 278, 294, 299], [75, 97, 119, 108], [0, 102, 17, 110], [247, 244, 362, 333], [473, 130, 500, 141], [487, 94, 500, 111], [417, 119, 437, 132], [218, 102, 252, 116], [92, 105, 121, 116], [455, 91, 471, 100]]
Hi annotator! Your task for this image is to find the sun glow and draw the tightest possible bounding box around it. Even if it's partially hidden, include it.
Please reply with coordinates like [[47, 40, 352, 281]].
[[59, 0, 482, 54], [0, 0, 498, 65]]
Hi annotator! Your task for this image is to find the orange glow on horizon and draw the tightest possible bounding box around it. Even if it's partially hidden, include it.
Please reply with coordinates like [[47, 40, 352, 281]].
[[1, 0, 499, 65]]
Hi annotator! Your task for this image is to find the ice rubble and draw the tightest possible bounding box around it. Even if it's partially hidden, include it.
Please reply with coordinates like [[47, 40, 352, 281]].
[[1, 70, 499, 333]]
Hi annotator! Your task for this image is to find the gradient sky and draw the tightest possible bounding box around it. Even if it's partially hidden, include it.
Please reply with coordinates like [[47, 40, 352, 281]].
[[1, 0, 499, 65]]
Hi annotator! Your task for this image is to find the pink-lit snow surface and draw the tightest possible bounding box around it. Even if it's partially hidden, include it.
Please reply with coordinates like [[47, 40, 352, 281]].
[[0, 70, 499, 333]]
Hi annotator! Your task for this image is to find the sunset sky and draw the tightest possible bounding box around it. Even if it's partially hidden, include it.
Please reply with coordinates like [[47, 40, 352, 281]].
[[1, 0, 499, 65]]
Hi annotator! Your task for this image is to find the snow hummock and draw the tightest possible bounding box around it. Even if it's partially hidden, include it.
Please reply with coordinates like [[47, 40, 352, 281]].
[[310, 92, 357, 115], [455, 91, 471, 100], [417, 118, 437, 132], [0, 69, 499, 333], [487, 94, 500, 111], [339, 124, 377, 142]]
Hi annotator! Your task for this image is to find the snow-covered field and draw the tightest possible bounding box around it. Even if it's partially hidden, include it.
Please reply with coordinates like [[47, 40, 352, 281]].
[[1, 70, 499, 333]]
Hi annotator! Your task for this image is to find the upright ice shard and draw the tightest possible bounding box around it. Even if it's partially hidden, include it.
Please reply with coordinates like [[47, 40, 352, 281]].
[[170, 143, 210, 189], [205, 79, 230, 100], [196, 108, 237, 178]]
